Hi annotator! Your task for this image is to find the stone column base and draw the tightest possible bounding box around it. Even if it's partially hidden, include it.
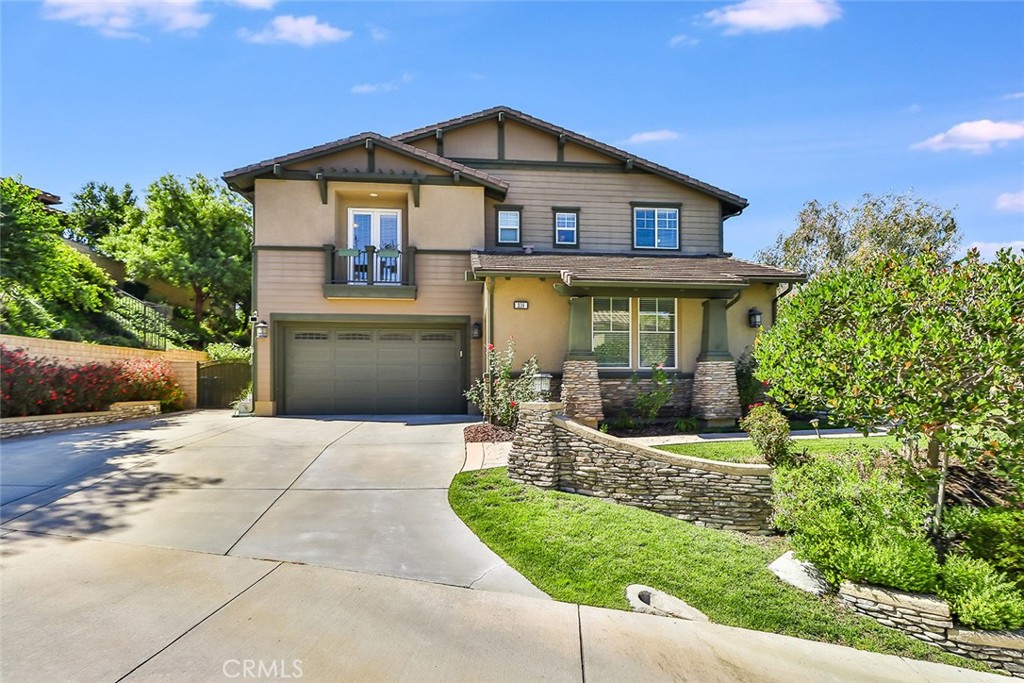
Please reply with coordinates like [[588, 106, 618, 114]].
[[691, 359, 741, 422], [560, 358, 604, 428]]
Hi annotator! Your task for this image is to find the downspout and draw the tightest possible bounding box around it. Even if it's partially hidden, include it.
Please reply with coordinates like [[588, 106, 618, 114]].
[[244, 196, 257, 415], [772, 283, 795, 326]]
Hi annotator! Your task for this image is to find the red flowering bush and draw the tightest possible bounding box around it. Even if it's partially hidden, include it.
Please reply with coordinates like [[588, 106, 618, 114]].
[[117, 359, 185, 412], [1, 346, 185, 417]]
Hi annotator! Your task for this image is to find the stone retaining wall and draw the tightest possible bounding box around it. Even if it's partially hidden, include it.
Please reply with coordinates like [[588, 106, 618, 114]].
[[509, 402, 774, 533], [0, 401, 162, 439], [598, 376, 694, 417], [839, 582, 1024, 677], [0, 334, 207, 408]]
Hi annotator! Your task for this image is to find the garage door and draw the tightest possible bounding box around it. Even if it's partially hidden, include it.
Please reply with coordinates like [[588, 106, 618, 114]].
[[283, 326, 464, 415]]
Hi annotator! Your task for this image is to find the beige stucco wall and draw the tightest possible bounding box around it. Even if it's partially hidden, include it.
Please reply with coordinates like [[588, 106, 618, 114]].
[[255, 179, 485, 251], [485, 281, 778, 376], [442, 123, 497, 159], [253, 250, 484, 409], [503, 120, 559, 161]]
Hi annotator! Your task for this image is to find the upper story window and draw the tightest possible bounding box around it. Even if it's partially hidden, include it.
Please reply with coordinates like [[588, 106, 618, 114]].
[[553, 208, 579, 247], [592, 297, 630, 367], [632, 205, 680, 250], [496, 205, 522, 245]]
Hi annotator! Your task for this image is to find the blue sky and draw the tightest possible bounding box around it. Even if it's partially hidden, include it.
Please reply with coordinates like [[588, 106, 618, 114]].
[[3, 0, 1022, 259]]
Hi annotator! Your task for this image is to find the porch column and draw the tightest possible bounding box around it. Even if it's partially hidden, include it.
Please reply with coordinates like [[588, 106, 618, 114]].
[[692, 298, 741, 425], [560, 296, 604, 428]]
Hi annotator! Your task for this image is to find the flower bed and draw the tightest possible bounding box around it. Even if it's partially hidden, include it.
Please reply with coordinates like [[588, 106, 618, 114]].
[[1, 346, 185, 417]]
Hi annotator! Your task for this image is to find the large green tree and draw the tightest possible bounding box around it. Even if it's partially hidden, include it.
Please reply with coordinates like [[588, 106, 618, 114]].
[[755, 248, 1024, 530], [0, 177, 114, 336], [102, 174, 252, 333], [65, 181, 140, 253], [757, 192, 961, 278]]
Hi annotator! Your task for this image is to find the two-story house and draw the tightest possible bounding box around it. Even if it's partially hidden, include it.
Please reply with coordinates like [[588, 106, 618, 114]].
[[223, 106, 803, 424]]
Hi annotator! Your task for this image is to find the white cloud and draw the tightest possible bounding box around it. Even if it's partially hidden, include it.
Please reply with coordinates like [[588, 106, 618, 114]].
[[42, 0, 211, 38], [968, 241, 1024, 260], [705, 0, 842, 34], [625, 130, 681, 144], [995, 190, 1024, 213], [370, 25, 389, 41], [231, 0, 276, 8], [912, 119, 1024, 154], [239, 15, 352, 46], [1002, 92, 1024, 100], [351, 72, 414, 95], [668, 33, 699, 48]]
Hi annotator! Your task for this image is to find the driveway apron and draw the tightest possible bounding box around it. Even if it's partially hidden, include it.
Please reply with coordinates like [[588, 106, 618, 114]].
[[0, 411, 544, 598]]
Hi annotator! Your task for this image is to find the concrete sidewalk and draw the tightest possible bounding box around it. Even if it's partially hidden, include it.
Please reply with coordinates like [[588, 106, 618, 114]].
[[0, 532, 1001, 683]]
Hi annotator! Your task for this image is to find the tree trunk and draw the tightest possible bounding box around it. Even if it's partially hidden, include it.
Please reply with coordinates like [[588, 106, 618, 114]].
[[927, 437, 940, 468], [192, 284, 207, 327], [932, 439, 949, 553]]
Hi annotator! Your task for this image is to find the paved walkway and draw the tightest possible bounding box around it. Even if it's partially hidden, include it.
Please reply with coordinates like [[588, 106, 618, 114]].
[[0, 412, 1000, 682]]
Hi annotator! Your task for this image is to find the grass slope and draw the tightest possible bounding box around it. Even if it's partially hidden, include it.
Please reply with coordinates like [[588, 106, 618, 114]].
[[657, 435, 901, 464], [449, 467, 988, 672]]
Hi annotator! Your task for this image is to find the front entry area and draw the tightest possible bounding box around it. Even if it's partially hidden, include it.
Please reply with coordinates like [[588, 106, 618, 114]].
[[281, 324, 465, 415]]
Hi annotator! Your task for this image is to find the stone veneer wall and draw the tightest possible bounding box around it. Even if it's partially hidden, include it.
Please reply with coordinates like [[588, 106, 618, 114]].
[[0, 401, 162, 439], [509, 402, 774, 533], [560, 359, 604, 428], [839, 582, 1024, 677], [599, 376, 694, 417], [0, 334, 207, 408], [691, 360, 740, 422]]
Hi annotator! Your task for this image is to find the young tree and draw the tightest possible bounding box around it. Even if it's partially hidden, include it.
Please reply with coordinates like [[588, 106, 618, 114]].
[[65, 181, 140, 253], [102, 174, 252, 332], [757, 192, 961, 278], [755, 248, 1024, 533]]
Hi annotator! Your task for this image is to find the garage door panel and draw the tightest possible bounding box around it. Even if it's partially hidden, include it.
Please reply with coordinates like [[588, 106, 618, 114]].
[[284, 325, 463, 415]]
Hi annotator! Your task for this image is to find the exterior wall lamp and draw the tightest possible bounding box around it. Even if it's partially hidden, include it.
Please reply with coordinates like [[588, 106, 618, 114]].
[[471, 322, 482, 339], [255, 320, 270, 339], [748, 307, 763, 329], [533, 372, 552, 399]]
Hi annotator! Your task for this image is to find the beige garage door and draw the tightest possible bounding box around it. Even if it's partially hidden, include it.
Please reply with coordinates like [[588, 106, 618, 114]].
[[283, 326, 464, 415]]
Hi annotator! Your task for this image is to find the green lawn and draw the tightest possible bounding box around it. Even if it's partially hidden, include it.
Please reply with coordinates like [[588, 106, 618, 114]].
[[657, 435, 900, 464], [449, 467, 988, 672]]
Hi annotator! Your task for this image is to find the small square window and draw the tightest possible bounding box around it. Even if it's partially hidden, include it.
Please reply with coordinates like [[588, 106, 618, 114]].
[[497, 210, 520, 244], [554, 211, 578, 247]]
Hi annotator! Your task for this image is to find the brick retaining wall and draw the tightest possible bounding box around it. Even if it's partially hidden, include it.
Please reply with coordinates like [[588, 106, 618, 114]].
[[0, 334, 207, 408], [509, 402, 774, 533], [839, 582, 1024, 677], [0, 401, 162, 439]]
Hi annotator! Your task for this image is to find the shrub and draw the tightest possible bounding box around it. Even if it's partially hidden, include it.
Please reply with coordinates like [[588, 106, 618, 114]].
[[674, 416, 699, 433], [117, 359, 186, 412], [464, 339, 539, 428], [772, 448, 940, 593], [944, 506, 1024, 591], [740, 403, 793, 467], [631, 365, 675, 424], [940, 554, 1024, 630], [205, 342, 252, 363], [735, 350, 763, 416]]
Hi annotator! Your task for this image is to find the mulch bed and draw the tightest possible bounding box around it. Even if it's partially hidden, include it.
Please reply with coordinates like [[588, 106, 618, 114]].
[[464, 423, 515, 443], [605, 424, 699, 438]]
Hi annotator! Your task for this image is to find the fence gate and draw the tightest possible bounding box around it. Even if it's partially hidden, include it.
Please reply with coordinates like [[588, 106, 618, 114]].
[[197, 360, 251, 408]]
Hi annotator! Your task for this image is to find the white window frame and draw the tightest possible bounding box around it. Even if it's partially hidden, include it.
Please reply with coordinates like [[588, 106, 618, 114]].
[[348, 208, 402, 283], [497, 210, 521, 244], [637, 297, 678, 369], [554, 211, 578, 247], [633, 207, 679, 250], [591, 297, 632, 368]]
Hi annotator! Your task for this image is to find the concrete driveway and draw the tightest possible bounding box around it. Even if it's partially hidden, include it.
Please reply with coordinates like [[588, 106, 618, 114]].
[[1, 410, 543, 597], [0, 412, 1001, 682]]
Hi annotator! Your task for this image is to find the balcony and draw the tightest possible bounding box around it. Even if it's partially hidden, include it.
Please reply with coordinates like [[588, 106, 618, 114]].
[[322, 244, 418, 299]]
